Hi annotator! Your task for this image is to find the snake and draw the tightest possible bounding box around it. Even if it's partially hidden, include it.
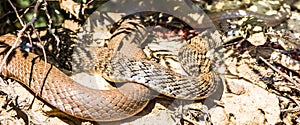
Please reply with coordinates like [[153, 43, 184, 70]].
[[0, 2, 291, 122]]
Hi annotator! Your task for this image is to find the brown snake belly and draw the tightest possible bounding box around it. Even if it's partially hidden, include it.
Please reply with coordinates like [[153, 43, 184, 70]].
[[0, 7, 289, 122]]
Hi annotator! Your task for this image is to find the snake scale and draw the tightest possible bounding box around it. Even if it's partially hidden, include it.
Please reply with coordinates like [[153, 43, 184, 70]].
[[0, 2, 290, 122]]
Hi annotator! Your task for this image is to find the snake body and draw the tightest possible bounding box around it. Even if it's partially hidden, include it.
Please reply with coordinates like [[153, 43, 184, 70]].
[[0, 5, 290, 122], [0, 38, 151, 121], [0, 15, 217, 121]]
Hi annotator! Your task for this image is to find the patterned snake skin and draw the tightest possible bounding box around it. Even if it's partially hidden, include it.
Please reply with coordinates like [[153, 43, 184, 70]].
[[0, 18, 218, 121], [0, 6, 290, 121]]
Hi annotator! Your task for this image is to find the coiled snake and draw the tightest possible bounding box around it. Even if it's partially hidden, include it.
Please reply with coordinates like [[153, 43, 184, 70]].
[[0, 3, 290, 122]]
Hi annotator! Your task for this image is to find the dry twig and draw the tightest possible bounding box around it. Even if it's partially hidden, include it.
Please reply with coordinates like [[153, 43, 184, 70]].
[[0, 0, 47, 108], [259, 56, 300, 88]]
